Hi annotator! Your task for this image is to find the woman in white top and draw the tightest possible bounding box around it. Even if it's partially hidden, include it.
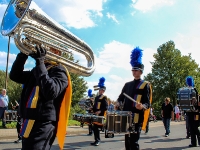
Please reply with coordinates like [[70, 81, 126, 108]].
[[174, 104, 180, 122]]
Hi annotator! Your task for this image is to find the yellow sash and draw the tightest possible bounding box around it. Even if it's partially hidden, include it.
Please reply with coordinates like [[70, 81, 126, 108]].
[[57, 66, 72, 150], [142, 82, 152, 131]]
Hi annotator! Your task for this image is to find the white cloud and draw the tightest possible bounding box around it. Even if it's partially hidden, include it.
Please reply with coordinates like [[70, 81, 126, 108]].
[[0, 4, 7, 23], [142, 48, 156, 77], [106, 12, 119, 24], [0, 51, 16, 67], [93, 40, 156, 76], [109, 75, 123, 81], [131, 0, 175, 13], [34, 0, 107, 29], [174, 32, 200, 66], [94, 40, 133, 74], [0, 51, 35, 70]]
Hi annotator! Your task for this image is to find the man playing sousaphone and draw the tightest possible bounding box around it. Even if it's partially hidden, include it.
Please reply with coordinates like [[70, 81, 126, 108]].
[[116, 47, 152, 150], [10, 45, 72, 150]]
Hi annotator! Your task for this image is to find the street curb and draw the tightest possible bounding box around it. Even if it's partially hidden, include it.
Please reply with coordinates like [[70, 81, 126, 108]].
[[0, 121, 185, 139]]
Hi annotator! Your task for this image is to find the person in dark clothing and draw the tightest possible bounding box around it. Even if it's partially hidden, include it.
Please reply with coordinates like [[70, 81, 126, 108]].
[[116, 47, 150, 150], [9, 45, 69, 150], [11, 100, 23, 143], [185, 110, 191, 138], [184, 76, 197, 140], [188, 97, 200, 147], [161, 97, 173, 137], [87, 89, 95, 136], [90, 77, 108, 146]]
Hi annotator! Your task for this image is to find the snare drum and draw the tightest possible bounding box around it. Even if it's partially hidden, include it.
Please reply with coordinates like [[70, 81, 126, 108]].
[[73, 114, 83, 122], [82, 114, 92, 124], [106, 111, 132, 133], [115, 111, 132, 133], [92, 115, 105, 126], [106, 111, 115, 132]]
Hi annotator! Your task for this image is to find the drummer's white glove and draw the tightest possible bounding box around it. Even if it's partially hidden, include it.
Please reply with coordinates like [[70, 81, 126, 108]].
[[136, 103, 144, 110]]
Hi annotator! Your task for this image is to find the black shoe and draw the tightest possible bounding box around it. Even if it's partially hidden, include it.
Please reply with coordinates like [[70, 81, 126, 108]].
[[87, 133, 92, 136], [186, 135, 190, 139], [189, 144, 197, 147], [14, 139, 22, 143], [95, 141, 100, 146], [90, 142, 96, 145], [165, 134, 169, 137]]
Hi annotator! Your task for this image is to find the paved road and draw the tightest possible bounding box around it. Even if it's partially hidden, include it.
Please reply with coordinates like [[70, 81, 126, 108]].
[[0, 121, 199, 150]]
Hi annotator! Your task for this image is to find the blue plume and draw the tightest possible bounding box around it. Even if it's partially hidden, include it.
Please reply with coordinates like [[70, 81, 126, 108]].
[[186, 76, 194, 87], [130, 47, 143, 67], [88, 89, 93, 97], [98, 77, 105, 88]]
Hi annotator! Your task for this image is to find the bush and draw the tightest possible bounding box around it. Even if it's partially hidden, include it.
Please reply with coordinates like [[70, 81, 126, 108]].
[[0, 121, 17, 129]]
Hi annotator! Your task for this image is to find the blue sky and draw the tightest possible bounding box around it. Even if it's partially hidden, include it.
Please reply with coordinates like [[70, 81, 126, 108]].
[[0, 0, 200, 100]]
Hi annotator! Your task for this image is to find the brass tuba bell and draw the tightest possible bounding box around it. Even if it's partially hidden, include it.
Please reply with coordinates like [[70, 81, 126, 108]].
[[1, 0, 95, 77]]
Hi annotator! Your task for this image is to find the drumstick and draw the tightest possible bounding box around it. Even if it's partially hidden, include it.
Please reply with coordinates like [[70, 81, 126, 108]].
[[15, 100, 19, 105], [123, 93, 147, 109]]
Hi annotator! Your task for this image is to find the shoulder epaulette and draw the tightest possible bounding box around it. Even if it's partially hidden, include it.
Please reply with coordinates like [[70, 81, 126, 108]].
[[99, 95, 107, 100], [144, 81, 151, 86]]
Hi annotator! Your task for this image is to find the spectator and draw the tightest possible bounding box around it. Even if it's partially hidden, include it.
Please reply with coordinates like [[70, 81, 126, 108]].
[[174, 104, 180, 122], [0, 89, 9, 128], [107, 99, 114, 112], [161, 97, 173, 137]]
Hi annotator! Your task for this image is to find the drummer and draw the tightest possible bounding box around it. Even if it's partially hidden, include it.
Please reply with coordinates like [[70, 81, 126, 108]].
[[87, 89, 95, 136], [90, 77, 108, 146], [116, 47, 150, 150]]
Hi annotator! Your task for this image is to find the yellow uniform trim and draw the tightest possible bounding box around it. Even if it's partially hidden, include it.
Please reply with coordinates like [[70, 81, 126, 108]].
[[30, 86, 39, 108], [23, 120, 35, 138], [133, 81, 147, 123]]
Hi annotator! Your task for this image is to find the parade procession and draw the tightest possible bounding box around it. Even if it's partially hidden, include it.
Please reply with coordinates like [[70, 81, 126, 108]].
[[0, 0, 200, 150]]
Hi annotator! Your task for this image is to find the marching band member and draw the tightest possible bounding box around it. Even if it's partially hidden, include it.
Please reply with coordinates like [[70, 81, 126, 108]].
[[87, 89, 95, 135], [117, 47, 150, 150], [185, 76, 200, 147], [91, 77, 108, 146], [10, 45, 72, 150]]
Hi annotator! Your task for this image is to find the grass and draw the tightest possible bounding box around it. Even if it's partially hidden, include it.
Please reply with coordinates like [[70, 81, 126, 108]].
[[68, 120, 81, 126], [0, 120, 81, 129]]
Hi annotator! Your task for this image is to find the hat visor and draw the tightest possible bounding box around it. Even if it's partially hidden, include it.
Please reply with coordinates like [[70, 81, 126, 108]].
[[99, 88, 106, 91], [132, 67, 140, 70]]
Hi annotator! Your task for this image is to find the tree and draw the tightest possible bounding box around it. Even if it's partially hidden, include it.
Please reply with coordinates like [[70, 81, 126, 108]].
[[62, 53, 88, 118], [144, 41, 200, 114]]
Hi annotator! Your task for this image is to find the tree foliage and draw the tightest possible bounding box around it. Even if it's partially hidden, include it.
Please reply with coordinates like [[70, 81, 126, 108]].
[[144, 41, 200, 114], [62, 53, 88, 118]]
